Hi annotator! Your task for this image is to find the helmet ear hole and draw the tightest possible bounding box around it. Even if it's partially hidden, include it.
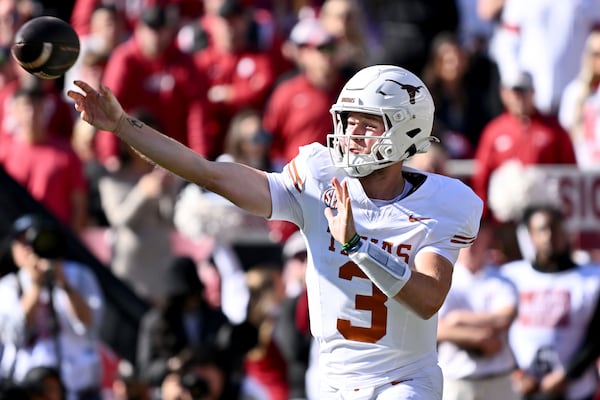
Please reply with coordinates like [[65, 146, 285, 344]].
[[373, 144, 397, 160]]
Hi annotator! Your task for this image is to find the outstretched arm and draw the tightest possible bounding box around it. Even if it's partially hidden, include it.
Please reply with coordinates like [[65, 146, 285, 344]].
[[67, 81, 272, 218]]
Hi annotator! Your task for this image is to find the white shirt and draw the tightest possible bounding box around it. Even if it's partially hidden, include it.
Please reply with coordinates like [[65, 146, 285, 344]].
[[0, 261, 104, 394], [501, 260, 600, 399], [438, 263, 518, 379], [267, 143, 483, 390], [490, 0, 600, 115]]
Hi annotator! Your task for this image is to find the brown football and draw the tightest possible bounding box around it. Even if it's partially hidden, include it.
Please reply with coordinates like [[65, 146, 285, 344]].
[[11, 16, 80, 80]]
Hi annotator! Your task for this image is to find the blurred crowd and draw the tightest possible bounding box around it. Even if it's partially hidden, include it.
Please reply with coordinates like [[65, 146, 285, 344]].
[[0, 0, 600, 399]]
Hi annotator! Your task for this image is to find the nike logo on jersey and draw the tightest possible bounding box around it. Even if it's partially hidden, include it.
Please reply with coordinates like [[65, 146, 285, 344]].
[[408, 214, 430, 222]]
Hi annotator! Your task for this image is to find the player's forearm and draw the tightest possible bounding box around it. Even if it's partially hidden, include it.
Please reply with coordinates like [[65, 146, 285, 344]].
[[396, 251, 453, 319], [115, 114, 210, 184], [115, 114, 273, 218], [396, 270, 450, 319], [446, 306, 516, 331]]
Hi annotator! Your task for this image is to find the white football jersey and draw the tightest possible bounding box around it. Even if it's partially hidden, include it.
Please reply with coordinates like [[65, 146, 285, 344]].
[[501, 261, 600, 399], [268, 144, 483, 390], [438, 263, 519, 379]]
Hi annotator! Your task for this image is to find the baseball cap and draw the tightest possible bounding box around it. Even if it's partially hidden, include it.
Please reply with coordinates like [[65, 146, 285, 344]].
[[502, 70, 534, 91], [289, 18, 335, 48]]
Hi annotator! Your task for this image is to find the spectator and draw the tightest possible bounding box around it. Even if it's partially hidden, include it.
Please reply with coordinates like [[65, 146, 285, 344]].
[[490, 0, 600, 117], [20, 366, 65, 400], [263, 17, 345, 171], [367, 0, 460, 75], [98, 112, 180, 305], [274, 231, 313, 400], [159, 348, 228, 400], [437, 222, 519, 400], [94, 0, 212, 168], [318, 0, 370, 76], [0, 0, 22, 91], [242, 265, 289, 400], [136, 256, 231, 387], [108, 360, 151, 400], [0, 68, 75, 142], [71, 118, 109, 228], [221, 108, 273, 171], [579, 84, 600, 170], [173, 108, 274, 246], [189, 0, 280, 160], [471, 70, 577, 221], [562, 30, 600, 170], [63, 4, 128, 104], [501, 205, 600, 400], [0, 85, 88, 234], [0, 214, 105, 400], [558, 30, 600, 141], [422, 32, 501, 154], [455, 0, 497, 51]]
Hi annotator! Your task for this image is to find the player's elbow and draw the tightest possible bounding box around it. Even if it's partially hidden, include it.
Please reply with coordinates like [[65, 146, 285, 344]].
[[405, 298, 443, 320], [419, 303, 443, 320]]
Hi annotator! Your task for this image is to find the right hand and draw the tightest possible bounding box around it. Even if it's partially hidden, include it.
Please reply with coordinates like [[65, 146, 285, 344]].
[[323, 177, 357, 246], [22, 253, 50, 287], [67, 80, 125, 132]]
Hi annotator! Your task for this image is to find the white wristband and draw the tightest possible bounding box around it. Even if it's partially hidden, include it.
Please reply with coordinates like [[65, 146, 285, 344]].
[[349, 241, 412, 298]]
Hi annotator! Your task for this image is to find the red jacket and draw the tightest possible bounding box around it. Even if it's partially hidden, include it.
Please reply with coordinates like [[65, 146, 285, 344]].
[[194, 45, 276, 159], [472, 111, 577, 216], [263, 74, 344, 168], [96, 37, 213, 163], [0, 136, 87, 225]]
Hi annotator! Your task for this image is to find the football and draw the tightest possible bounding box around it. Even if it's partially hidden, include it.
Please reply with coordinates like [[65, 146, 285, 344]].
[[11, 16, 80, 80]]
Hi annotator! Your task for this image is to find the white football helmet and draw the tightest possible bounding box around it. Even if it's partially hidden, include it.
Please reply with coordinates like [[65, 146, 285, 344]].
[[327, 65, 437, 177]]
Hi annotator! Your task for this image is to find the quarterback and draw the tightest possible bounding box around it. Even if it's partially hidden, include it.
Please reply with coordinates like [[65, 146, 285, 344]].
[[68, 65, 483, 399]]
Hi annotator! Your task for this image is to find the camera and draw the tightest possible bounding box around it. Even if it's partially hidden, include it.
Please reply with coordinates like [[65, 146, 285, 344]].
[[12, 214, 66, 259]]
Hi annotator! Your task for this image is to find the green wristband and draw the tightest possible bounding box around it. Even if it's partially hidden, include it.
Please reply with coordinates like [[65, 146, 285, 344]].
[[341, 233, 361, 252]]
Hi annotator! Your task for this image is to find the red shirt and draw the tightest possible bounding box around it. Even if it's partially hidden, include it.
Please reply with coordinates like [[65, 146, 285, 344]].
[[472, 111, 577, 215], [194, 45, 276, 159], [0, 80, 75, 140], [96, 37, 212, 162], [0, 136, 88, 225], [263, 74, 344, 168]]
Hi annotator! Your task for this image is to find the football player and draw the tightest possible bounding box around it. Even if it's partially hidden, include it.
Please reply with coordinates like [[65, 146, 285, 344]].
[[68, 65, 483, 399]]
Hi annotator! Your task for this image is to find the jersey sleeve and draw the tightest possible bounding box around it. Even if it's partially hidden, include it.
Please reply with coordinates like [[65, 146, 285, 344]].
[[267, 144, 319, 228], [419, 184, 483, 265]]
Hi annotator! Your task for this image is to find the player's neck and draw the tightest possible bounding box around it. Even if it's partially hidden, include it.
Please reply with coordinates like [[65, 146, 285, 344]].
[[358, 162, 405, 200]]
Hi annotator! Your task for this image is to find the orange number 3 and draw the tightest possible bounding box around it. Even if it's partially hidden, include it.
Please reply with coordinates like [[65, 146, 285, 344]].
[[337, 261, 388, 343]]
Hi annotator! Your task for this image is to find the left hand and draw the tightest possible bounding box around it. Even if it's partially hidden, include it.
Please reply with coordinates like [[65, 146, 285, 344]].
[[323, 177, 357, 245]]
